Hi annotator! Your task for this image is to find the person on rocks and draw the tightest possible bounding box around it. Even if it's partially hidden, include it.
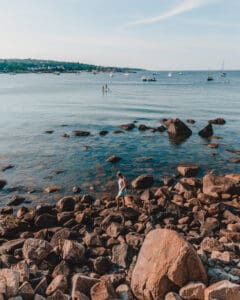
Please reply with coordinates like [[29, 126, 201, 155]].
[[116, 171, 127, 210]]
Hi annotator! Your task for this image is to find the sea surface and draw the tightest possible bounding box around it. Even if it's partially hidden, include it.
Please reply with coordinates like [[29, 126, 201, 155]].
[[0, 71, 239, 206]]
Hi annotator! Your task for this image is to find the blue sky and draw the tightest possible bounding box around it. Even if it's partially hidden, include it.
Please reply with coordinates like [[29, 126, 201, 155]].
[[0, 0, 240, 70]]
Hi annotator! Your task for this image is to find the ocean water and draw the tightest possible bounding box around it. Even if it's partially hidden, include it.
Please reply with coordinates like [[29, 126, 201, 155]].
[[0, 71, 239, 206]]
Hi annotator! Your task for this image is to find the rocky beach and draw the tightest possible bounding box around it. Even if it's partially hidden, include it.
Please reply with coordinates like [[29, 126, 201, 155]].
[[0, 117, 240, 299]]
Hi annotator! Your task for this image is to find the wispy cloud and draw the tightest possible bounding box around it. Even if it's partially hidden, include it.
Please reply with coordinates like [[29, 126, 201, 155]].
[[128, 0, 214, 26]]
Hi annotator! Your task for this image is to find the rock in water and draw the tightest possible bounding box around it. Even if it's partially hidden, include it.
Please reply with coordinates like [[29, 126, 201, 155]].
[[131, 229, 207, 300], [198, 123, 213, 138], [177, 165, 200, 177], [0, 180, 7, 189], [167, 119, 192, 140]]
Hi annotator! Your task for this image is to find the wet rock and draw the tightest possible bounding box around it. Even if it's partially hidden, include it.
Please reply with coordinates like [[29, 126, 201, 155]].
[[179, 282, 205, 300], [203, 173, 237, 197], [8, 196, 25, 206], [73, 131, 90, 137], [99, 130, 109, 136], [46, 275, 68, 296], [1, 165, 14, 172], [106, 155, 122, 163], [167, 119, 192, 140], [198, 123, 213, 138], [112, 243, 129, 268], [209, 118, 226, 125], [18, 281, 34, 300], [0, 180, 7, 189], [56, 196, 75, 212], [90, 280, 118, 300], [205, 280, 240, 300], [177, 165, 200, 177], [131, 229, 207, 300], [44, 186, 61, 193], [62, 240, 85, 264], [71, 274, 99, 297], [0, 269, 20, 298], [113, 130, 124, 134], [0, 205, 13, 214], [61, 133, 70, 138], [119, 123, 135, 131], [23, 238, 52, 261], [131, 174, 154, 189], [138, 124, 149, 131]]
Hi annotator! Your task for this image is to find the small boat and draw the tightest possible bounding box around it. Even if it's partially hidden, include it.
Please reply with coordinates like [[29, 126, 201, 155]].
[[178, 72, 183, 75], [53, 71, 60, 75], [207, 76, 214, 81], [124, 72, 129, 76], [168, 72, 172, 78], [141, 76, 156, 82]]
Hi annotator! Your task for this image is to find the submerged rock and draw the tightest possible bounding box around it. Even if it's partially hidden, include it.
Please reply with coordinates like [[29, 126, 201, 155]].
[[106, 155, 122, 163], [119, 123, 135, 131], [73, 131, 90, 137], [209, 118, 226, 125], [0, 179, 7, 189]]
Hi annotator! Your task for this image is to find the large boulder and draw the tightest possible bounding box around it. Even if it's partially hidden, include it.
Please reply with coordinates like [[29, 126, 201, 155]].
[[204, 280, 240, 300], [132, 174, 154, 189], [203, 173, 237, 197], [167, 119, 192, 140], [198, 123, 213, 138], [131, 229, 207, 300], [22, 238, 52, 261]]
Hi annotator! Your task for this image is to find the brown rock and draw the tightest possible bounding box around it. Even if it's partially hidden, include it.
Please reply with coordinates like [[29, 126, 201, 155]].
[[179, 282, 205, 300], [46, 275, 68, 296], [93, 257, 112, 275], [112, 243, 129, 268], [62, 240, 85, 263], [71, 274, 99, 297], [56, 196, 75, 212], [177, 165, 200, 177], [209, 118, 226, 125], [8, 196, 25, 206], [167, 119, 192, 140], [198, 123, 213, 138], [0, 269, 20, 298], [90, 280, 118, 300], [203, 173, 237, 196], [131, 229, 207, 300], [34, 213, 58, 229], [0, 238, 25, 255], [44, 185, 61, 193], [106, 155, 122, 163], [119, 123, 135, 131], [116, 284, 133, 300], [12, 261, 30, 283], [131, 174, 154, 189], [22, 238, 52, 261], [165, 292, 182, 300], [204, 280, 240, 300], [18, 281, 34, 300], [46, 289, 70, 300], [207, 143, 219, 149]]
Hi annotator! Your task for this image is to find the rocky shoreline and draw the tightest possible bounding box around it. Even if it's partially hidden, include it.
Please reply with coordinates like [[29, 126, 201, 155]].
[[0, 167, 240, 299]]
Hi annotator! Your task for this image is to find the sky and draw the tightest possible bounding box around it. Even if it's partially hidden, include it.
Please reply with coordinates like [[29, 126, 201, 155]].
[[0, 0, 240, 70]]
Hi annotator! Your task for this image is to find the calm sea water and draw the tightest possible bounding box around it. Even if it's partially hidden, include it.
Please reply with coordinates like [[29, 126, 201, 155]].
[[0, 71, 239, 206]]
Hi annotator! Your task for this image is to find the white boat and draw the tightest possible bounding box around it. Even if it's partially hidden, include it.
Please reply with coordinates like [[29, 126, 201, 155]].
[[109, 72, 114, 78], [124, 72, 129, 76], [178, 72, 183, 75], [168, 72, 172, 78]]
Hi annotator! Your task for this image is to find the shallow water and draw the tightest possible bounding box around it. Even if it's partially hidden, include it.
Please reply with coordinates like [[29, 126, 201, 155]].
[[0, 71, 239, 206]]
